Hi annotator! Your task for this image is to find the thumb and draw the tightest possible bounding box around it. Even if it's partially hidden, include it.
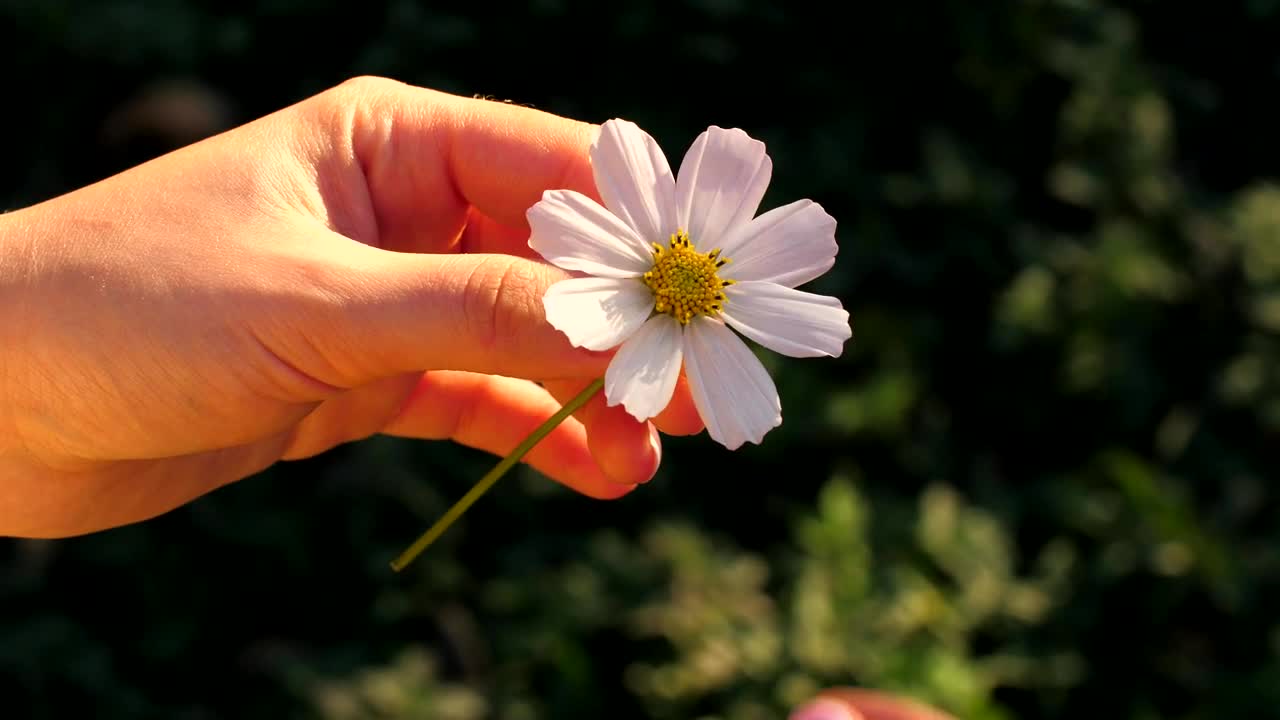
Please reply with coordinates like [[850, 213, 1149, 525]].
[[263, 238, 612, 390]]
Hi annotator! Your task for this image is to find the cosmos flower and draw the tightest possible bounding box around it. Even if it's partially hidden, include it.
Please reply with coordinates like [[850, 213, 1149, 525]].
[[528, 120, 851, 449]]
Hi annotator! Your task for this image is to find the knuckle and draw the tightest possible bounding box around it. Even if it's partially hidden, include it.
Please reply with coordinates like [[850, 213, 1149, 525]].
[[305, 76, 405, 139], [460, 256, 549, 357], [332, 75, 404, 101], [243, 253, 356, 391]]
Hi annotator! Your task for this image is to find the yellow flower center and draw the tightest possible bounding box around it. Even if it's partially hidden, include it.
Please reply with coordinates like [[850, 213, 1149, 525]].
[[641, 229, 734, 324]]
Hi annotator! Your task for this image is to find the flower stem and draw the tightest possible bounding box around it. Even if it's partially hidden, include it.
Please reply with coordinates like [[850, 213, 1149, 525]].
[[390, 377, 605, 572]]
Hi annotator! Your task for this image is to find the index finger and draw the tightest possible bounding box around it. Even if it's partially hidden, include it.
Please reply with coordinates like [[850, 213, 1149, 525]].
[[444, 93, 602, 226], [341, 78, 599, 252]]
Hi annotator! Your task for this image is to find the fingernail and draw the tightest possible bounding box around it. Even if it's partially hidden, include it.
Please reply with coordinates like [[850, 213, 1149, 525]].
[[642, 423, 662, 483], [789, 699, 858, 720]]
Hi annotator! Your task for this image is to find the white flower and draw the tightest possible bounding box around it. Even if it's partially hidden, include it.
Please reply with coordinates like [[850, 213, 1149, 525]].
[[528, 119, 852, 450]]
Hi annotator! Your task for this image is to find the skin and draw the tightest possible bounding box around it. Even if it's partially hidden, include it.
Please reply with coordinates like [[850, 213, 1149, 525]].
[[0, 77, 952, 719], [791, 689, 957, 720], [0, 76, 706, 538]]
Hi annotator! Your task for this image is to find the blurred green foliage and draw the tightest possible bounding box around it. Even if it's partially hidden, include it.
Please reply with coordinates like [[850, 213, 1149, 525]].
[[4, 0, 1280, 718]]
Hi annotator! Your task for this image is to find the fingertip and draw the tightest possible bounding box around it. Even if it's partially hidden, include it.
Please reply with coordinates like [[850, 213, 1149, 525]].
[[581, 480, 639, 501], [509, 397, 636, 500], [647, 422, 663, 478], [382, 371, 628, 501], [544, 380, 661, 487], [653, 374, 705, 436], [529, 412, 639, 500], [585, 403, 661, 486]]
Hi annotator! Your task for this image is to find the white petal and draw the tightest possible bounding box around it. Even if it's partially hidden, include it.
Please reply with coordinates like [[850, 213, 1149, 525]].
[[682, 316, 781, 450], [604, 315, 683, 421], [721, 282, 851, 358], [591, 120, 678, 243], [718, 200, 838, 287], [528, 190, 654, 278], [543, 277, 653, 351], [675, 126, 772, 251]]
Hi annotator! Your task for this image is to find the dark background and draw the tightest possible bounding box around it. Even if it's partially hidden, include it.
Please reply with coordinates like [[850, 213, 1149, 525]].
[[4, 1, 1280, 718]]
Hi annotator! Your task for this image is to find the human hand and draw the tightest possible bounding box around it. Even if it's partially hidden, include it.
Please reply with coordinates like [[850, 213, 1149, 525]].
[[0, 77, 703, 538], [791, 688, 957, 720]]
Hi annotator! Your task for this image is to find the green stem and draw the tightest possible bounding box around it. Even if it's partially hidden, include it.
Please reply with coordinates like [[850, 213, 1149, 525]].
[[390, 377, 606, 572]]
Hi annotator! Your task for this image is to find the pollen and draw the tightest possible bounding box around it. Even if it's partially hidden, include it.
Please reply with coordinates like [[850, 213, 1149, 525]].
[[641, 229, 735, 324]]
